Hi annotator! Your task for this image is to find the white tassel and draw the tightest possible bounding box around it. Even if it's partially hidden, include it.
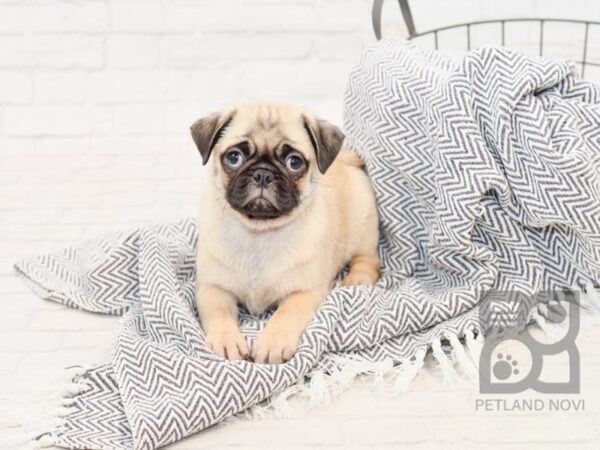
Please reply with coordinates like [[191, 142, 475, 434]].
[[578, 285, 600, 329], [372, 358, 395, 388], [243, 401, 270, 421], [306, 370, 330, 407], [448, 334, 478, 383], [36, 434, 56, 448], [270, 389, 297, 419], [466, 328, 484, 365], [581, 286, 600, 312], [0, 366, 90, 450], [530, 307, 563, 343], [392, 348, 426, 394], [322, 354, 381, 395], [62, 382, 89, 397], [431, 339, 459, 386]]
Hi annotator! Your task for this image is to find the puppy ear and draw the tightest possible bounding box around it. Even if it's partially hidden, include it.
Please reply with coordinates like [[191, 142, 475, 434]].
[[190, 110, 235, 165], [302, 116, 345, 174]]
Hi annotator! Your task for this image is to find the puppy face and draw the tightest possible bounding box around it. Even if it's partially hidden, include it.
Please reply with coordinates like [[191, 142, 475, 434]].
[[191, 103, 344, 228]]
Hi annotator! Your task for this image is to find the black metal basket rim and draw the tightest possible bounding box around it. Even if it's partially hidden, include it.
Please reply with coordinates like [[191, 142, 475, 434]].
[[410, 17, 600, 38], [410, 18, 600, 68], [372, 0, 600, 76], [372, 0, 600, 39]]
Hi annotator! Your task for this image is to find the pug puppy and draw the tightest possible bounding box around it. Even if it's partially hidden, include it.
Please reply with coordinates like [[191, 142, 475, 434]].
[[191, 102, 380, 364]]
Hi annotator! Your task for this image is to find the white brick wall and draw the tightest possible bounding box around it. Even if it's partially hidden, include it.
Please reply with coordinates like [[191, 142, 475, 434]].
[[1, 1, 600, 447], [0, 0, 381, 279]]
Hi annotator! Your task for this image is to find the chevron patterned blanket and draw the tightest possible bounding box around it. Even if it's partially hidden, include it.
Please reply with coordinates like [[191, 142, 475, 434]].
[[15, 41, 600, 449]]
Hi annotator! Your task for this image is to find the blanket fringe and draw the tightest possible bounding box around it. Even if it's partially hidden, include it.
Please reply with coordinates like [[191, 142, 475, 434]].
[[0, 366, 90, 450], [581, 285, 600, 316], [246, 340, 466, 420], [530, 307, 564, 342], [245, 324, 491, 420], [529, 285, 600, 342], [246, 327, 488, 420]]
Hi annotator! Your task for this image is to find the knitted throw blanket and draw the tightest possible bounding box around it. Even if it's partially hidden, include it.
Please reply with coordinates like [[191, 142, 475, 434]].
[[15, 41, 600, 449]]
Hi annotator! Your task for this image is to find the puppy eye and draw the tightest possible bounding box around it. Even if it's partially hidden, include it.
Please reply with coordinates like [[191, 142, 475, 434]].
[[285, 153, 305, 173], [224, 148, 244, 169]]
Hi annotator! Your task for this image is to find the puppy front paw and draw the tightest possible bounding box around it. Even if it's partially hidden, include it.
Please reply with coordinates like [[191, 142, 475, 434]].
[[205, 328, 250, 361], [342, 271, 376, 286], [252, 327, 301, 364]]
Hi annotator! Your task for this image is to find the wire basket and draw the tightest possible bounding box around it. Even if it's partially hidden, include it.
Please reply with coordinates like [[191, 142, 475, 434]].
[[372, 0, 600, 79]]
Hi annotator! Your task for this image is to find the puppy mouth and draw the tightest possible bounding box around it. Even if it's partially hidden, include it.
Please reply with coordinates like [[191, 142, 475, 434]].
[[242, 197, 281, 220], [239, 190, 281, 220]]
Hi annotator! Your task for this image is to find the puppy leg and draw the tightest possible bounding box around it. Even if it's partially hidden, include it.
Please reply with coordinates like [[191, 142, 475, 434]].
[[342, 215, 380, 286], [342, 254, 380, 286], [252, 289, 326, 364], [197, 284, 250, 360]]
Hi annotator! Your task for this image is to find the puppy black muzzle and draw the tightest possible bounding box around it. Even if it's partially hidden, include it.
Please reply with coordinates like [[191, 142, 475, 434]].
[[226, 163, 299, 220]]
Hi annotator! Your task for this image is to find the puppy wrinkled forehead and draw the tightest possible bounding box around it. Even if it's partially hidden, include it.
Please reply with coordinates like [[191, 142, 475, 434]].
[[231, 103, 311, 154], [254, 103, 283, 132]]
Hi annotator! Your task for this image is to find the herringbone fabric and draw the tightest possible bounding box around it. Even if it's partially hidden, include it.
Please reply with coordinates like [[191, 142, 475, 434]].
[[15, 41, 600, 449]]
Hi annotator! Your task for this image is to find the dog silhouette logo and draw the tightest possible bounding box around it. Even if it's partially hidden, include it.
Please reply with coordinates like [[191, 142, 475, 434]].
[[479, 290, 580, 394]]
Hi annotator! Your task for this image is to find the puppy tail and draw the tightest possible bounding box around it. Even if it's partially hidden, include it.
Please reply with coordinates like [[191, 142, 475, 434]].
[[338, 150, 365, 167]]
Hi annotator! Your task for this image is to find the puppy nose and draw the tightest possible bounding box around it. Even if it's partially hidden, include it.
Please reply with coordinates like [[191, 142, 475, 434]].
[[252, 168, 274, 186]]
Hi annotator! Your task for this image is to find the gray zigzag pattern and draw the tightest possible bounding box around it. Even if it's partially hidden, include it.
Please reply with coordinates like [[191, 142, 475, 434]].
[[15, 41, 600, 449]]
